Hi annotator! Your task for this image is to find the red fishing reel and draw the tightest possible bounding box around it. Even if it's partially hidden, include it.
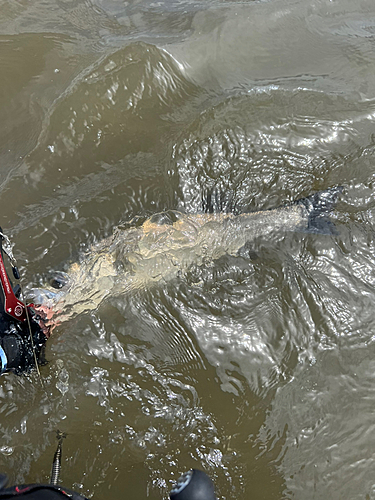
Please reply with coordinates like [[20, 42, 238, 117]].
[[0, 229, 35, 323], [0, 250, 35, 322]]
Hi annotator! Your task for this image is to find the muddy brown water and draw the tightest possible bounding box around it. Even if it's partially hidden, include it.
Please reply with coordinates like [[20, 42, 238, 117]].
[[1, 0, 375, 498]]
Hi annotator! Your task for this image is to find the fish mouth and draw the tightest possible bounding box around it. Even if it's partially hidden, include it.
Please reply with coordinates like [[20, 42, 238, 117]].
[[27, 288, 62, 336], [33, 306, 53, 338]]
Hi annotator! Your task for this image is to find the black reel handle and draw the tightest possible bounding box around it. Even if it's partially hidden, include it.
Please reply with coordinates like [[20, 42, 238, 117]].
[[169, 469, 216, 500]]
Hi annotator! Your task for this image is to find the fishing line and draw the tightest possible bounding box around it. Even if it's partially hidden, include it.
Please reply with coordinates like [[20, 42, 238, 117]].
[[20, 286, 43, 380]]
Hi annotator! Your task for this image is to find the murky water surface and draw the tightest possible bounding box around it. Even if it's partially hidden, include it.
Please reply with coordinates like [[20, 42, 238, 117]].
[[1, 0, 375, 498]]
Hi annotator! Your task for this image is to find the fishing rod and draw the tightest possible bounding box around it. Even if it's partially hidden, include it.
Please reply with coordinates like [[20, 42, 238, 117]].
[[0, 228, 48, 376], [0, 230, 30, 321]]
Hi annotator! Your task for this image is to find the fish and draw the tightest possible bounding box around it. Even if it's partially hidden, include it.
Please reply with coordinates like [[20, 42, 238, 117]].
[[31, 186, 343, 330]]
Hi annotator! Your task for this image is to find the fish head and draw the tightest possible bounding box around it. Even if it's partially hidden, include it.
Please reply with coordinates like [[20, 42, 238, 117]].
[[27, 287, 64, 333], [27, 272, 71, 332], [28, 257, 119, 325]]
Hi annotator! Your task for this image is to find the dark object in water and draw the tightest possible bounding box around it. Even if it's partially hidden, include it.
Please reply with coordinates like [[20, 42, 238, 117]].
[[170, 469, 217, 500]]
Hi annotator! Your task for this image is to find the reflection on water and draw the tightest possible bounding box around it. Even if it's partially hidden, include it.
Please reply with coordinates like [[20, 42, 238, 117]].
[[1, 0, 375, 498]]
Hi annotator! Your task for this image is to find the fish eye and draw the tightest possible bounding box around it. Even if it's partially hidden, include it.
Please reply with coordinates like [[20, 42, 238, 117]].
[[49, 272, 69, 289]]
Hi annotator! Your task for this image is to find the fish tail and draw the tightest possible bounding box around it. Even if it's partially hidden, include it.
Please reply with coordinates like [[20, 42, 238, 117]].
[[297, 186, 343, 235]]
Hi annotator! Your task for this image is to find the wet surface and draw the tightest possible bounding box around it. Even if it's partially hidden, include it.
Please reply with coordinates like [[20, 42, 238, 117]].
[[1, 0, 375, 498]]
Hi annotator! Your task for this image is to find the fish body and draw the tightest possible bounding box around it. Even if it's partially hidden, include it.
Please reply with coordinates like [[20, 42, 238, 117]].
[[31, 187, 342, 325]]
